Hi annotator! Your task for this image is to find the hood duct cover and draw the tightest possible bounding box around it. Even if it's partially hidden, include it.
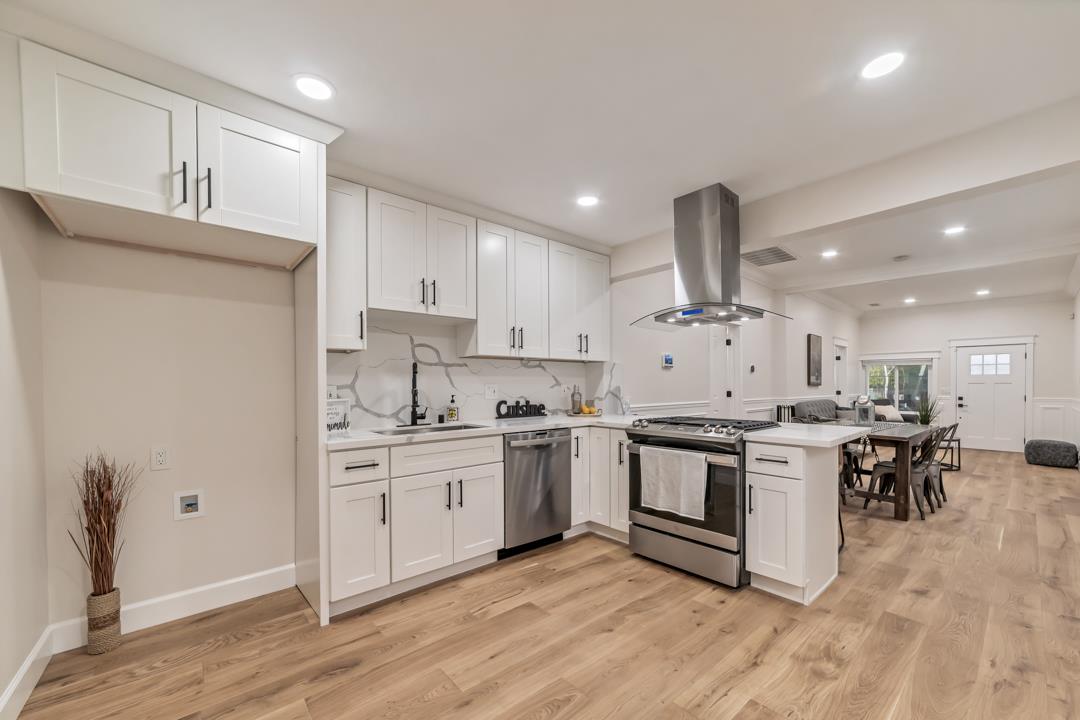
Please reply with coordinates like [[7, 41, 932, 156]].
[[633, 182, 790, 329]]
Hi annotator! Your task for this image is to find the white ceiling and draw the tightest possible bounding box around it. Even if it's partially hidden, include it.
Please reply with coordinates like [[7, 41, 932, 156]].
[[7, 0, 1080, 245], [821, 255, 1075, 311]]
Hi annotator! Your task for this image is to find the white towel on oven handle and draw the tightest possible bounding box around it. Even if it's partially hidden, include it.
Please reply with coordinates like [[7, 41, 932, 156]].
[[639, 445, 706, 521]]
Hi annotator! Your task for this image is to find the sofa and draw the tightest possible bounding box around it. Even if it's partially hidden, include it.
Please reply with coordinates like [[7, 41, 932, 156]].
[[793, 399, 854, 423]]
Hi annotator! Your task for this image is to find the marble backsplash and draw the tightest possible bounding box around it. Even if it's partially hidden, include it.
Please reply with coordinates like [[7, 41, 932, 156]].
[[327, 316, 626, 429]]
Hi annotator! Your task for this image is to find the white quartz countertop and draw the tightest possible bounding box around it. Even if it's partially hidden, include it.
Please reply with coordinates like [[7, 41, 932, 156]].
[[746, 422, 868, 448], [327, 415, 638, 451], [327, 417, 868, 452]]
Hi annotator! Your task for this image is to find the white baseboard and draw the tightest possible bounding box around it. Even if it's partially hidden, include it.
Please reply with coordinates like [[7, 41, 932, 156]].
[[50, 563, 296, 654], [0, 626, 52, 720]]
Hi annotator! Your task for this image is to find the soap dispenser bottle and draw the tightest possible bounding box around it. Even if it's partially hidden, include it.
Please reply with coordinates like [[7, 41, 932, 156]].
[[447, 395, 459, 422]]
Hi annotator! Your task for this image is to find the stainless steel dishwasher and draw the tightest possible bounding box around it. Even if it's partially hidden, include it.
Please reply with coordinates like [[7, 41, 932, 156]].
[[503, 427, 572, 551]]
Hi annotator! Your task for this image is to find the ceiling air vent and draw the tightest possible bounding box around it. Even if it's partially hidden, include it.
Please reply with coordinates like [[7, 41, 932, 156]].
[[741, 246, 796, 267]]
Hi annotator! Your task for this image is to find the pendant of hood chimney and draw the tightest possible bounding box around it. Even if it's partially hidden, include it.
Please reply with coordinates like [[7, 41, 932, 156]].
[[632, 182, 791, 329]]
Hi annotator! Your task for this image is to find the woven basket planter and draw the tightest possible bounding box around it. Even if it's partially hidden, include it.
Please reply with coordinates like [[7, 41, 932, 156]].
[[87, 588, 121, 654]]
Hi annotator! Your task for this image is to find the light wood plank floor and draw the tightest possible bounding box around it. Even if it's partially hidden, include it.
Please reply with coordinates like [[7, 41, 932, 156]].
[[21, 450, 1080, 719]]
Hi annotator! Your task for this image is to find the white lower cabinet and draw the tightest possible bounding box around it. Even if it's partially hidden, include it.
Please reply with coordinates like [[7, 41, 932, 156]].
[[609, 430, 630, 533], [330, 480, 390, 601], [588, 428, 611, 526], [745, 471, 805, 586], [570, 428, 590, 525], [453, 462, 504, 562], [390, 463, 504, 583]]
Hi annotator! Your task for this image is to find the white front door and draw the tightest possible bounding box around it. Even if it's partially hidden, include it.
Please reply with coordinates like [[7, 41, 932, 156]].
[[956, 345, 1026, 452]]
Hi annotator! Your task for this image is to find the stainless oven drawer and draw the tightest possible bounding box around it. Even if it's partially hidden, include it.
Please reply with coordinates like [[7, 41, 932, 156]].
[[630, 510, 738, 552], [630, 524, 742, 587]]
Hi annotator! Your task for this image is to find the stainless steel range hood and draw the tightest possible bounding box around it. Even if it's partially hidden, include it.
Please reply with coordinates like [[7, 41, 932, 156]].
[[632, 182, 790, 329]]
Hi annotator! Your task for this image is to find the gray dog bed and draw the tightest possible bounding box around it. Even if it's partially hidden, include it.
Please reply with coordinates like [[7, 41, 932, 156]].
[[1024, 439, 1079, 468]]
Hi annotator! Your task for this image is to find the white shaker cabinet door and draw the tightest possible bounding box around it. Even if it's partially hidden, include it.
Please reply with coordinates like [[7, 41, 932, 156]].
[[452, 462, 504, 562], [548, 241, 582, 360], [609, 430, 630, 533], [325, 177, 367, 351], [578, 250, 610, 361], [588, 428, 611, 526], [368, 189, 428, 313], [20, 40, 197, 219], [427, 205, 476, 320], [330, 481, 390, 601], [475, 221, 516, 356], [390, 471, 454, 582], [745, 471, 805, 586], [196, 104, 317, 242], [513, 231, 549, 358], [570, 428, 591, 525]]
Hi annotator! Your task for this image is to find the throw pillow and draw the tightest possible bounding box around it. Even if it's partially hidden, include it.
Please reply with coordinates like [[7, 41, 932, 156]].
[[878, 404, 904, 422]]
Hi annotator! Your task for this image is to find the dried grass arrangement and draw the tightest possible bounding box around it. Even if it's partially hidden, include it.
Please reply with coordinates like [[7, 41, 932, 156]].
[[69, 452, 141, 653]]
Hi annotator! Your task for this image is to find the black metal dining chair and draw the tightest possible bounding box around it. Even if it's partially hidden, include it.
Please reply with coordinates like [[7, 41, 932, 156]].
[[863, 427, 945, 520]]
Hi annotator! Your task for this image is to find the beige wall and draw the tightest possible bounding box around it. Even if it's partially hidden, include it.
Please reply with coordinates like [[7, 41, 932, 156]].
[[859, 295, 1075, 398], [0, 190, 48, 698], [39, 233, 297, 623]]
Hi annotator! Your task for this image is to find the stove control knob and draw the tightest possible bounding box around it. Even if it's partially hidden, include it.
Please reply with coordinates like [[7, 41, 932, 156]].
[[639, 419, 649, 428], [631, 419, 641, 428], [725, 427, 738, 436], [702, 425, 715, 434]]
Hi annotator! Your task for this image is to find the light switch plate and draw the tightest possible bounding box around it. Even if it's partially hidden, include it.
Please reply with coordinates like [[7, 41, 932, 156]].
[[484, 384, 498, 400]]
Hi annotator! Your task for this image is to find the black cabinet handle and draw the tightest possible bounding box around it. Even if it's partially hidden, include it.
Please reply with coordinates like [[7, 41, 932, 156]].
[[749, 485, 754, 514], [380, 492, 386, 525], [458, 479, 463, 507], [510, 326, 516, 349], [618, 441, 624, 465], [345, 461, 380, 471], [359, 310, 364, 340], [575, 435, 580, 458], [181, 161, 188, 204], [431, 280, 437, 306], [755, 455, 789, 465], [585, 334, 590, 354], [446, 481, 451, 510], [578, 333, 583, 353], [206, 167, 212, 209], [420, 278, 427, 306], [519, 327, 524, 348]]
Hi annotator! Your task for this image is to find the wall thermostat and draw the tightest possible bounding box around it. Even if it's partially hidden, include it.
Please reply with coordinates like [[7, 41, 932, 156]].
[[661, 353, 674, 369]]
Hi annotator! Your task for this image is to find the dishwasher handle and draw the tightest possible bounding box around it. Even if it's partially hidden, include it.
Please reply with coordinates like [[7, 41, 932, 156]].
[[507, 436, 571, 448]]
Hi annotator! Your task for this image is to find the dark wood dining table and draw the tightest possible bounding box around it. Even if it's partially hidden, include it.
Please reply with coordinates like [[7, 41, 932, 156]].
[[837, 421, 934, 521]]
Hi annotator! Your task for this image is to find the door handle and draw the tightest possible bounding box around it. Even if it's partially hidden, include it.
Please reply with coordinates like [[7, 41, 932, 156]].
[[618, 441, 624, 465], [420, 278, 427, 306], [957, 403, 966, 408], [181, 161, 188, 204], [519, 327, 524, 348], [431, 280, 437, 306], [380, 492, 386, 525], [446, 481, 451, 510], [510, 326, 516, 349], [585, 334, 590, 354], [748, 484, 754, 514], [458, 479, 463, 507], [206, 167, 212, 209], [578, 333, 583, 353], [359, 310, 364, 340], [575, 435, 580, 458]]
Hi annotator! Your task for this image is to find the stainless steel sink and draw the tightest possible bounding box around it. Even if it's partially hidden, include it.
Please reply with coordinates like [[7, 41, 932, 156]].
[[373, 423, 487, 436]]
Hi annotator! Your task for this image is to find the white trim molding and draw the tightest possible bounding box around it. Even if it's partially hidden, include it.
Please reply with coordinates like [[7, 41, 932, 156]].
[[50, 563, 296, 654], [0, 626, 51, 720], [947, 335, 1035, 348]]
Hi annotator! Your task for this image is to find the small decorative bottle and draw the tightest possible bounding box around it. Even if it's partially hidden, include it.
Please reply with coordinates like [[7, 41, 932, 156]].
[[447, 394, 459, 422], [571, 385, 582, 414]]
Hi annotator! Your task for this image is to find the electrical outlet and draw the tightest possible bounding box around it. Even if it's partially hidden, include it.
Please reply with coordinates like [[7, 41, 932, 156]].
[[151, 446, 170, 471], [484, 384, 498, 400]]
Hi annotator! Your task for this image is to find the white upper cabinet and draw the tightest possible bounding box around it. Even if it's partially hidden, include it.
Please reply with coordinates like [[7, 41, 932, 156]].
[[326, 178, 367, 351], [513, 232, 549, 357], [461, 223, 548, 358], [367, 190, 477, 319], [427, 206, 477, 319], [20, 40, 196, 219], [197, 105, 317, 243], [472, 221, 516, 356], [367, 189, 428, 313], [547, 241, 610, 361]]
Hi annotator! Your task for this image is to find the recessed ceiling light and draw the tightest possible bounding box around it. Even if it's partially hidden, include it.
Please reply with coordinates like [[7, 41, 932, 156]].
[[943, 225, 966, 236], [576, 195, 599, 207], [861, 52, 905, 79], [294, 74, 334, 100], [903, 297, 917, 304], [821, 249, 838, 259], [976, 289, 990, 296]]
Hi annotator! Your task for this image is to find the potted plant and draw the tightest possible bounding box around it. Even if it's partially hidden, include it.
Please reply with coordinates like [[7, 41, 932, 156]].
[[68, 452, 140, 654], [915, 397, 942, 426]]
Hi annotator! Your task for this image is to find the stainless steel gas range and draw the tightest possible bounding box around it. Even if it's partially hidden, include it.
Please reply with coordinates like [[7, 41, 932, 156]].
[[624, 416, 779, 587]]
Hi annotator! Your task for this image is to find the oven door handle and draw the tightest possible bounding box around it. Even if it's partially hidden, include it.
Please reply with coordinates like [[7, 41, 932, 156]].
[[626, 442, 739, 468]]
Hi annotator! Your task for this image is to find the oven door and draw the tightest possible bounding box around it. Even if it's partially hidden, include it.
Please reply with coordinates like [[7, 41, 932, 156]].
[[628, 442, 742, 552]]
